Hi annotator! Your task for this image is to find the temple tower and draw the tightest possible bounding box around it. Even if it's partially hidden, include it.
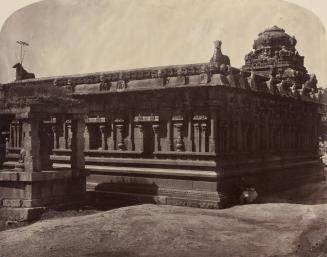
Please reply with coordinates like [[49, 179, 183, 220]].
[[242, 26, 309, 86]]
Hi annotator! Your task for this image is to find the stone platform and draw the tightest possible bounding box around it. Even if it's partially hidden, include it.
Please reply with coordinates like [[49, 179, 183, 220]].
[[0, 169, 86, 221], [51, 152, 325, 208]]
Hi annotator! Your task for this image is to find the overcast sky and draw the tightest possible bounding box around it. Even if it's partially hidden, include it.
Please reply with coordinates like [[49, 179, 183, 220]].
[[0, 0, 326, 86]]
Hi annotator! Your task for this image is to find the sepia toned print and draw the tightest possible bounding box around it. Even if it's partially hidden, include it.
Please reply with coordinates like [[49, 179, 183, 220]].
[[0, 1, 327, 256]]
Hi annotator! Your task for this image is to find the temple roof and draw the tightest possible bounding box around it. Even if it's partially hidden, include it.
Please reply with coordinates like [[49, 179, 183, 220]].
[[253, 25, 296, 50]]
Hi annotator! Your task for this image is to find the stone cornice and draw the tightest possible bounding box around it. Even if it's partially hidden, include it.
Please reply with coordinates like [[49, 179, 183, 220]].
[[0, 61, 323, 104], [3, 62, 216, 87]]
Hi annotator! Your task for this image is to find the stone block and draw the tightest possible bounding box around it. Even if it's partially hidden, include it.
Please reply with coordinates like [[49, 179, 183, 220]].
[[127, 78, 164, 89], [21, 199, 43, 208], [166, 197, 219, 209], [156, 178, 193, 190], [0, 172, 19, 181], [0, 207, 45, 221], [2, 199, 21, 208], [167, 76, 187, 86], [193, 181, 217, 192]]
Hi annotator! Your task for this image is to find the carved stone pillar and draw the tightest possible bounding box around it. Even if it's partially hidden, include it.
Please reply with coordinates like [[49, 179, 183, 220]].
[[58, 119, 66, 149], [5, 137, 9, 154], [174, 123, 184, 151], [51, 124, 59, 149], [66, 124, 72, 149], [209, 112, 217, 153], [99, 125, 107, 150], [152, 124, 160, 152], [193, 123, 200, 152], [136, 124, 144, 152], [17, 123, 21, 148], [186, 115, 193, 152], [128, 114, 135, 151], [201, 123, 207, 152], [13, 123, 17, 148], [71, 119, 85, 170], [107, 122, 115, 150], [11, 123, 15, 148], [9, 123, 12, 148], [166, 119, 172, 151], [22, 118, 41, 173], [14, 123, 18, 148], [84, 124, 90, 150], [116, 124, 125, 150]]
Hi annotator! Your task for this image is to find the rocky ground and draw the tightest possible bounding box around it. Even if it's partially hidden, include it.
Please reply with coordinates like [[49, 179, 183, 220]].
[[1, 182, 327, 257]]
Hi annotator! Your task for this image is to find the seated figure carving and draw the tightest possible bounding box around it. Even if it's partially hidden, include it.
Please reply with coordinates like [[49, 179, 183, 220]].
[[302, 74, 318, 97]]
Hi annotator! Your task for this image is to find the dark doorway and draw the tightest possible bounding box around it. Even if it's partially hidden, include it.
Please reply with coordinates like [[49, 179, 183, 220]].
[[39, 124, 53, 170], [142, 123, 154, 158], [0, 114, 12, 169]]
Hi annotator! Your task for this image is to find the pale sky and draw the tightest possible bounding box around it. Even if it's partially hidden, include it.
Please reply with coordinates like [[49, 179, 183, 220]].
[[0, 0, 326, 86]]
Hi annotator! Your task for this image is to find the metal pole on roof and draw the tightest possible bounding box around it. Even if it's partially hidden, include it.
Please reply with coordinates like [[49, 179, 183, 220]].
[[16, 41, 30, 65]]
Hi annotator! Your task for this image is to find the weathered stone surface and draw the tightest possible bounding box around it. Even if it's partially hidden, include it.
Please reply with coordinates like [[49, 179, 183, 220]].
[[0, 207, 45, 221]]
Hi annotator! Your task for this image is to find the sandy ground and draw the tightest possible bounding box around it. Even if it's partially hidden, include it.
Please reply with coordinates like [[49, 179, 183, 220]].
[[1, 183, 327, 257]]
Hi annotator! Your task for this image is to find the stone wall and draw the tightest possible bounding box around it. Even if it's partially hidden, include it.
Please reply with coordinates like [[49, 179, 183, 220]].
[[0, 60, 324, 208]]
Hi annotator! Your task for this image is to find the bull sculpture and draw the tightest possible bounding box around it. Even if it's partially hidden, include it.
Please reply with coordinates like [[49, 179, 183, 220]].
[[12, 63, 35, 81]]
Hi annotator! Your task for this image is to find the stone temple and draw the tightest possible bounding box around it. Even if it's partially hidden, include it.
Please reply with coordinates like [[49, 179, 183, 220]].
[[0, 26, 325, 220]]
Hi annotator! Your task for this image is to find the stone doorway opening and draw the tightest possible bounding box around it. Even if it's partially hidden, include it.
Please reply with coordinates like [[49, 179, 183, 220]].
[[142, 123, 155, 158]]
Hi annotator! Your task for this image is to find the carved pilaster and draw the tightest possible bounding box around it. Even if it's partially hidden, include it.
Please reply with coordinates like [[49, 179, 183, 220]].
[[66, 124, 72, 149], [174, 123, 184, 152], [108, 121, 115, 150], [22, 119, 41, 172], [9, 123, 12, 148], [5, 137, 9, 154], [58, 119, 66, 149], [152, 124, 160, 152], [13, 123, 17, 148], [71, 119, 85, 170], [193, 123, 200, 152], [15, 124, 18, 148], [209, 112, 217, 153], [166, 119, 172, 151], [84, 125, 90, 150], [116, 124, 125, 150], [99, 125, 107, 150], [10, 121, 22, 148], [136, 124, 144, 152], [51, 124, 59, 149], [128, 114, 134, 151], [201, 123, 207, 152], [187, 116, 193, 152]]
